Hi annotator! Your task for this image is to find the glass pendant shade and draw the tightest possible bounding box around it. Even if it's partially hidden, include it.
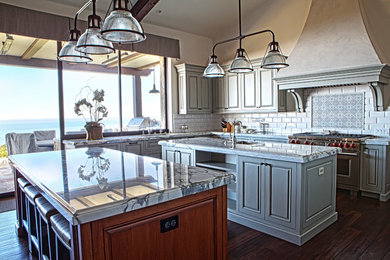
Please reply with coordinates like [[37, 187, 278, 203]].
[[101, 10, 146, 43], [261, 41, 289, 69], [229, 48, 253, 73], [76, 14, 115, 55], [59, 29, 92, 63], [203, 55, 225, 78], [59, 41, 92, 63]]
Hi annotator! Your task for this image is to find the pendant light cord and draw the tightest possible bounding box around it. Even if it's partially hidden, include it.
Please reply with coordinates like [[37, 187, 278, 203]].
[[238, 0, 242, 49]]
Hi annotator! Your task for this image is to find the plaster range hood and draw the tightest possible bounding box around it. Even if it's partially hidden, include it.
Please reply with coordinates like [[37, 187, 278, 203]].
[[274, 0, 390, 112]]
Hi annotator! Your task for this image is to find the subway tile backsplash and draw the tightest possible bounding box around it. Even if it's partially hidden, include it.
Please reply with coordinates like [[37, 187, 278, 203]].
[[172, 85, 390, 137]]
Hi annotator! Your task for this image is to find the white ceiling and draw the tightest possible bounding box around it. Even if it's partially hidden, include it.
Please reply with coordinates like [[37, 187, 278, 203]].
[[0, 0, 268, 39]]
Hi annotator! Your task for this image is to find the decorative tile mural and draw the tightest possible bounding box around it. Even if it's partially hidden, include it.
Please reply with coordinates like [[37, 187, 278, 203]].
[[312, 93, 364, 129]]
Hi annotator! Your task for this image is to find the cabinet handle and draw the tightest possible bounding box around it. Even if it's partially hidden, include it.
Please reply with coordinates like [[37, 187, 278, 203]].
[[198, 108, 202, 110]]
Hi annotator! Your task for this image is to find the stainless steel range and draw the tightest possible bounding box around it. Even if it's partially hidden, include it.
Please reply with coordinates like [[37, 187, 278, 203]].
[[288, 132, 373, 196]]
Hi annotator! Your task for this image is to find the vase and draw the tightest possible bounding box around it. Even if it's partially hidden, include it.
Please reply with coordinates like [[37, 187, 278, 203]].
[[85, 122, 103, 140]]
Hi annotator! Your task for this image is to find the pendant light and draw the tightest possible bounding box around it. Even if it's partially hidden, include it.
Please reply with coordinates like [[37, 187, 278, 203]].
[[149, 67, 160, 94], [101, 0, 146, 44], [228, 0, 253, 73], [261, 41, 289, 69], [59, 28, 92, 63], [76, 0, 115, 55], [203, 0, 289, 77], [203, 55, 225, 78]]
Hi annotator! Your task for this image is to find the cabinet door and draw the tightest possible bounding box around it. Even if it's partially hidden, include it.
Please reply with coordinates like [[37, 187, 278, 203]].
[[214, 78, 226, 111], [163, 148, 177, 163], [361, 145, 383, 193], [199, 77, 211, 111], [258, 70, 277, 111], [264, 159, 296, 228], [242, 71, 257, 109], [178, 149, 194, 166], [237, 157, 264, 219], [226, 74, 240, 109], [187, 74, 199, 112], [122, 142, 142, 155]]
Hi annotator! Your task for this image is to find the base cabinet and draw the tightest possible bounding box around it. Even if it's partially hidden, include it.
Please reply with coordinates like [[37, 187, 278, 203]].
[[80, 187, 227, 260], [162, 147, 194, 166], [237, 157, 296, 228], [360, 144, 390, 201], [122, 142, 143, 155]]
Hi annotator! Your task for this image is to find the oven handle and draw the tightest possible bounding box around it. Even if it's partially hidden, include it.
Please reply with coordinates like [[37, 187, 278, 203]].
[[338, 152, 359, 156]]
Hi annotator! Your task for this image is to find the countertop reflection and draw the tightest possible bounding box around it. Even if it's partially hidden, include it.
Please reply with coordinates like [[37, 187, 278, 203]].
[[9, 148, 233, 224]]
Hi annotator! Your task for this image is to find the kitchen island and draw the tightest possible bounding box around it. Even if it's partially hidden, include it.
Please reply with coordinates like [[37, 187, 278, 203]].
[[9, 148, 233, 259], [159, 137, 340, 245]]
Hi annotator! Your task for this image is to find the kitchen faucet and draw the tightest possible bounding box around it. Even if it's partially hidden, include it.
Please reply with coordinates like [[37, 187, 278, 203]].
[[231, 121, 242, 147]]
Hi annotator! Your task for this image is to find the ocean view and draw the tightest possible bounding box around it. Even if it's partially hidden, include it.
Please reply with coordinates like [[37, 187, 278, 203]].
[[0, 118, 121, 145]]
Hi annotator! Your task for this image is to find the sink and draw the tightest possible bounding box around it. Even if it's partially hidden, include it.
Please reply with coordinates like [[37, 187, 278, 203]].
[[236, 141, 257, 145]]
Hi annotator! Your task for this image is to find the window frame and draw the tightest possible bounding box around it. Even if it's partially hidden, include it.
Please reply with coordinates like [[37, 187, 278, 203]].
[[57, 43, 169, 145]]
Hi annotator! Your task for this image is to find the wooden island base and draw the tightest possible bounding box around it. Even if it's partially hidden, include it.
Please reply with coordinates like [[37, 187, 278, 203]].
[[75, 186, 227, 260]]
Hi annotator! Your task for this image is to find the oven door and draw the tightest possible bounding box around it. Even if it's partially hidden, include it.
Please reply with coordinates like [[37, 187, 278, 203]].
[[336, 153, 360, 191]]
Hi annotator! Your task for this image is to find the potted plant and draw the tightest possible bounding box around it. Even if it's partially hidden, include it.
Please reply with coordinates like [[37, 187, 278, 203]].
[[74, 86, 108, 140]]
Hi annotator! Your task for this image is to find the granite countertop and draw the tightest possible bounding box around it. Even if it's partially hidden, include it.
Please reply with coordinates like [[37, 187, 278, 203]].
[[63, 132, 211, 146], [211, 131, 289, 141], [363, 137, 390, 145], [159, 137, 340, 163], [9, 147, 234, 224]]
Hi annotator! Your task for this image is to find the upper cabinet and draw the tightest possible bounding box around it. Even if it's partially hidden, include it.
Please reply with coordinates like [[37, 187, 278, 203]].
[[214, 60, 287, 114], [175, 64, 213, 114]]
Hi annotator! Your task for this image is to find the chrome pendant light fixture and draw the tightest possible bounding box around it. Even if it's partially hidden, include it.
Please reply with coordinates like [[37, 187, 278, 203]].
[[76, 0, 115, 55], [203, 0, 289, 78], [261, 41, 288, 69], [101, 0, 146, 44], [59, 28, 93, 63], [58, 2, 93, 63], [149, 67, 160, 94], [203, 55, 225, 77]]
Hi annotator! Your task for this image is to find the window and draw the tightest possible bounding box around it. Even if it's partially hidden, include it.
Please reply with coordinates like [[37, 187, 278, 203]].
[[63, 68, 124, 134], [0, 65, 59, 144]]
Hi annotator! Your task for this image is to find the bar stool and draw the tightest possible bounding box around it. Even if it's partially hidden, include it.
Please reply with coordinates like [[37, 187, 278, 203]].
[[17, 177, 31, 234], [35, 197, 57, 260], [50, 213, 71, 260], [25, 185, 42, 256]]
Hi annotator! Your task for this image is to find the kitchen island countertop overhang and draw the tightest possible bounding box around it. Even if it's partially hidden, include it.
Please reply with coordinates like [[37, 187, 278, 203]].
[[9, 147, 234, 225]]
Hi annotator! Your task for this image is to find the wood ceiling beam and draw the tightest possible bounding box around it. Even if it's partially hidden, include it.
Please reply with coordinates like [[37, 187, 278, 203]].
[[22, 39, 48, 60], [106, 53, 147, 68], [137, 61, 160, 70], [130, 0, 160, 22]]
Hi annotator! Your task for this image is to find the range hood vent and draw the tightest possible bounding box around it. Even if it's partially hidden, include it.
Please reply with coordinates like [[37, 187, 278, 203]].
[[274, 0, 390, 111]]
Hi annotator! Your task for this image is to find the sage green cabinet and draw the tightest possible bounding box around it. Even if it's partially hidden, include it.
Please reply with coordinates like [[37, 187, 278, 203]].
[[263, 159, 296, 228], [226, 73, 240, 110], [237, 158, 264, 219], [214, 59, 286, 113], [360, 144, 390, 201], [237, 156, 296, 228], [162, 147, 194, 166], [175, 64, 212, 114]]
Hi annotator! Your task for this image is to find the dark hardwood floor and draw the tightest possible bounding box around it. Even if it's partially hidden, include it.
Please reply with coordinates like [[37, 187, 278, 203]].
[[1, 190, 390, 259]]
